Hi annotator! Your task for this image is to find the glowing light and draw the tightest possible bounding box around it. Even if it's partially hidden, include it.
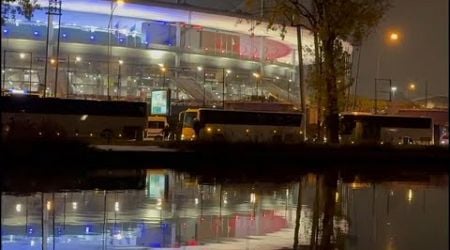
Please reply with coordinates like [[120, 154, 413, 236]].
[[46, 201, 52, 211], [19, 53, 26, 59], [335, 192, 339, 202], [206, 127, 212, 133], [407, 189, 413, 203], [114, 201, 119, 212], [197, 66, 203, 71], [90, 35, 95, 40], [11, 89, 25, 94], [16, 204, 22, 212], [226, 69, 232, 74], [217, 128, 221, 132], [389, 32, 399, 41], [409, 83, 416, 91], [80, 114, 88, 121], [118, 59, 123, 65], [391, 86, 397, 92], [50, 58, 56, 64], [157, 198, 162, 206], [75, 56, 82, 62], [72, 202, 77, 210], [250, 193, 256, 203], [245, 129, 250, 133], [194, 198, 199, 205], [116, 0, 125, 5], [33, 31, 39, 36], [253, 72, 260, 78]]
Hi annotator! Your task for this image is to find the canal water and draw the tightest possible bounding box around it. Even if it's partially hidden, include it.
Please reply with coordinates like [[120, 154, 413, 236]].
[[1, 169, 448, 250]]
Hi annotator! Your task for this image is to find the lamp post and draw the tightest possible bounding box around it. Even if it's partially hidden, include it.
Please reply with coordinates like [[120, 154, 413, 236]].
[[107, 0, 124, 100], [117, 59, 123, 99], [407, 82, 416, 100], [161, 66, 166, 88], [391, 86, 397, 100], [288, 79, 292, 102], [253, 72, 260, 101], [197, 66, 205, 106], [224, 69, 231, 109], [376, 31, 400, 80]]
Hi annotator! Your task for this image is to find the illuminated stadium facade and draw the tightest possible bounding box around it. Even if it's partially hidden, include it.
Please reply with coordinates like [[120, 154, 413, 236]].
[[1, 0, 333, 108]]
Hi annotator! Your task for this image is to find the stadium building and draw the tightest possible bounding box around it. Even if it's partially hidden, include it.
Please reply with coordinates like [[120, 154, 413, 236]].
[[0, 0, 337, 109]]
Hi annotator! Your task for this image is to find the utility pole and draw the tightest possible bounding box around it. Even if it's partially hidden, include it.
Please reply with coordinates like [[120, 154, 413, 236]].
[[296, 25, 306, 139], [222, 68, 225, 109], [52, 0, 62, 98]]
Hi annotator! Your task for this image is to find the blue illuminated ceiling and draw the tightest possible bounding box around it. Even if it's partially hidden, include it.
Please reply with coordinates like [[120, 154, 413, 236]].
[[27, 9, 148, 32]]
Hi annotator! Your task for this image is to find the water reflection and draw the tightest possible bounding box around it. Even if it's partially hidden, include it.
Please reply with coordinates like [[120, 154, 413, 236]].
[[1, 170, 448, 250]]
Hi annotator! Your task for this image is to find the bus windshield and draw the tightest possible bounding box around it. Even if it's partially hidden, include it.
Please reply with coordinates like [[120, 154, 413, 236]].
[[183, 112, 197, 128], [148, 121, 165, 129]]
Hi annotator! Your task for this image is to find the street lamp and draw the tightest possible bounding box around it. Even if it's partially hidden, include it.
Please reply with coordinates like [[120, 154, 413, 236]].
[[107, 0, 124, 100], [117, 59, 123, 99], [223, 69, 231, 108], [376, 30, 401, 79], [160, 66, 166, 88], [391, 86, 397, 99], [197, 66, 206, 106], [253, 72, 260, 100]]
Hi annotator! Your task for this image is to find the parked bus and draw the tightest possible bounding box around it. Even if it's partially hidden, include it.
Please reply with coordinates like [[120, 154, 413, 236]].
[[1, 95, 147, 141], [178, 108, 303, 143], [339, 112, 434, 145], [144, 116, 169, 141]]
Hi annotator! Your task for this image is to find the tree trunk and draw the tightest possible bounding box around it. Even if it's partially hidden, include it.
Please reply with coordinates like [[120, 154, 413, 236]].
[[313, 31, 322, 140], [293, 179, 303, 250], [320, 171, 338, 250], [323, 37, 340, 144]]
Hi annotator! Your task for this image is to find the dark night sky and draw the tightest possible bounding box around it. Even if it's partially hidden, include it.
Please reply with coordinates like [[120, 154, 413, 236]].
[[356, 0, 448, 99]]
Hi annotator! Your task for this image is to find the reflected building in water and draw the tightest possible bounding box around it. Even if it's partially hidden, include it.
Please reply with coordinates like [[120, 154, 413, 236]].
[[1, 169, 448, 250]]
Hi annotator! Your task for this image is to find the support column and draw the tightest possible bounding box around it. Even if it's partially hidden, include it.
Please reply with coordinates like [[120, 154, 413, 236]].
[[43, 4, 56, 97]]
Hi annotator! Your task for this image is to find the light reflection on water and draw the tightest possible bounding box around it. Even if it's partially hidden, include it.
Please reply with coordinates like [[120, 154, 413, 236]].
[[1, 170, 448, 250]]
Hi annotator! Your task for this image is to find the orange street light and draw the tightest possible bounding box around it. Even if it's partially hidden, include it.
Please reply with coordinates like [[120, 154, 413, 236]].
[[408, 83, 416, 91], [389, 32, 399, 41]]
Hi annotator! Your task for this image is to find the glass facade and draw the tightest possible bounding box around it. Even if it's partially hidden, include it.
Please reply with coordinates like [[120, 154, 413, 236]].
[[1, 3, 302, 107]]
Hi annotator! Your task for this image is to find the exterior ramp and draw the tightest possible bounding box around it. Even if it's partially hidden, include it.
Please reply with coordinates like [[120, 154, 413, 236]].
[[174, 76, 214, 102]]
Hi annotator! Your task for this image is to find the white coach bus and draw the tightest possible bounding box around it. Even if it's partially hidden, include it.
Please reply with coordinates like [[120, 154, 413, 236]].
[[339, 112, 434, 145], [178, 108, 303, 143]]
